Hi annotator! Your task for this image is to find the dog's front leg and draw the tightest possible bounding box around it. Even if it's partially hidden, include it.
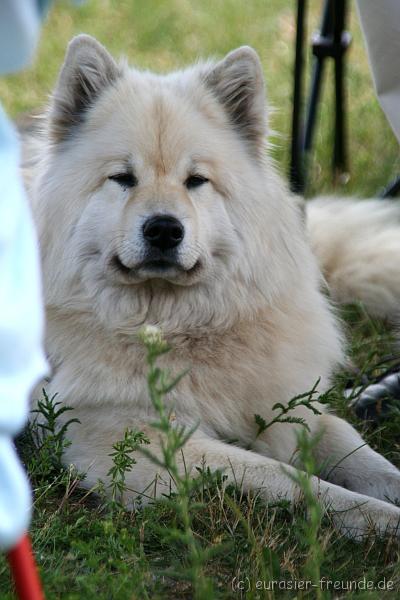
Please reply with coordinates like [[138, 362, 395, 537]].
[[64, 422, 400, 539], [312, 413, 400, 504]]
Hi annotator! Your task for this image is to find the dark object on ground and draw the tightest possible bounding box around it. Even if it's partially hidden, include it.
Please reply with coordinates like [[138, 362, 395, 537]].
[[381, 175, 400, 198], [351, 370, 400, 421]]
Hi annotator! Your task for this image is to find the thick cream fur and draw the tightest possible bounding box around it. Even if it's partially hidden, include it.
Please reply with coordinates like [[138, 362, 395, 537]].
[[307, 196, 400, 318], [27, 35, 400, 539]]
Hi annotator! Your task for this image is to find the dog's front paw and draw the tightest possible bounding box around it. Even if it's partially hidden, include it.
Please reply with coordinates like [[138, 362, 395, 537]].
[[331, 498, 400, 541]]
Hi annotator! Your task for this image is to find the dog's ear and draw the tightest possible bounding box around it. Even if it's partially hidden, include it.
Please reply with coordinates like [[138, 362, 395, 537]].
[[204, 47, 267, 155], [49, 35, 121, 143]]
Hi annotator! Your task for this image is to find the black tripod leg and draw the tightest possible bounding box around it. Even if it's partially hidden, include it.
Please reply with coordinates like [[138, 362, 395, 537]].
[[303, 57, 325, 154], [333, 0, 348, 176], [289, 0, 307, 195], [303, 0, 331, 155]]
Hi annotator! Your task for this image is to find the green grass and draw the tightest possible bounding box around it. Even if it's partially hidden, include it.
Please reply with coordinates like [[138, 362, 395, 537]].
[[1, 1, 400, 598], [1, 315, 400, 599]]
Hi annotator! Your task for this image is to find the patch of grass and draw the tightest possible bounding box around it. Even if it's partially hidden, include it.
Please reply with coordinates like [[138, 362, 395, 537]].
[[2, 311, 400, 599]]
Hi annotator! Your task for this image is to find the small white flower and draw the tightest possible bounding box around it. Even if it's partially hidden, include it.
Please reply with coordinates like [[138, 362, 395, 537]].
[[139, 324, 165, 347]]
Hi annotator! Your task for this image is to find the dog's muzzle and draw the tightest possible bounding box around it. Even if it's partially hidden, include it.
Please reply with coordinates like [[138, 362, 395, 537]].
[[112, 214, 199, 278]]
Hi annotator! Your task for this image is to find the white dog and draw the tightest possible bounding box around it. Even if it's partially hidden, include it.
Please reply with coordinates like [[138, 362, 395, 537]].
[[28, 35, 400, 538]]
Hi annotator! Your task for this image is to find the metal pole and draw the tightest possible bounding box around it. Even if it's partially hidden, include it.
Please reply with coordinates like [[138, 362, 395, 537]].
[[289, 0, 307, 194], [333, 0, 348, 175]]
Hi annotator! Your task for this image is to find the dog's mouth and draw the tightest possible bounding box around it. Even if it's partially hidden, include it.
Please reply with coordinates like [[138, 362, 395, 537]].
[[112, 255, 202, 282]]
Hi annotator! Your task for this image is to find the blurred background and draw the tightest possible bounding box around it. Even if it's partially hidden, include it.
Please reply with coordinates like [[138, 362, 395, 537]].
[[1, 0, 399, 197]]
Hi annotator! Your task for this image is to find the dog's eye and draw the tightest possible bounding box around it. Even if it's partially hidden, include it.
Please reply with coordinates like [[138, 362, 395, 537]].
[[108, 172, 138, 188], [185, 175, 209, 189]]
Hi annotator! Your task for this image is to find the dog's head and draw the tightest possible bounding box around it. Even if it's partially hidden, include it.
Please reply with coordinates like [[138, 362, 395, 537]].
[[37, 36, 302, 333]]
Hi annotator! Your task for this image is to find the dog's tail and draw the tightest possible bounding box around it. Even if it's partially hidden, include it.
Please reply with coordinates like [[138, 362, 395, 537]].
[[306, 197, 400, 318]]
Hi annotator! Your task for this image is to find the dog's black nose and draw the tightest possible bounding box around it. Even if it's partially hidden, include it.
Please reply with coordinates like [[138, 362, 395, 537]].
[[143, 215, 184, 251]]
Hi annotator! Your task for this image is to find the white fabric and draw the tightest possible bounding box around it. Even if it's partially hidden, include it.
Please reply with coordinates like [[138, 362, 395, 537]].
[[0, 106, 48, 550], [0, 0, 41, 74], [356, 0, 400, 144], [0, 1, 48, 551]]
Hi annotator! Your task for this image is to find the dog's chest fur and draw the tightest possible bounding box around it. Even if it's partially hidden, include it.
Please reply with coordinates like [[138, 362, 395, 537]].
[[44, 300, 335, 449]]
